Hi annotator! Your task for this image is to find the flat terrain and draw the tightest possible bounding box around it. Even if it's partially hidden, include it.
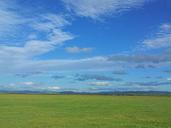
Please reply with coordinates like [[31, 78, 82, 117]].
[[0, 94, 170, 128]]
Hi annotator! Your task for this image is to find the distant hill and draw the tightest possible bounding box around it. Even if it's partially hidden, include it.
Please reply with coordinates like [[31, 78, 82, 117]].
[[0, 90, 171, 95]]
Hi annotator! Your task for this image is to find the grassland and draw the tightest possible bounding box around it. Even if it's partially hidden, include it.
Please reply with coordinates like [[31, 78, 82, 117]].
[[0, 94, 170, 128]]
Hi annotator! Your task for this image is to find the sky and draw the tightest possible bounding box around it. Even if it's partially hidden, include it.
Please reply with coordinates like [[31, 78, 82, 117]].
[[0, 0, 171, 92]]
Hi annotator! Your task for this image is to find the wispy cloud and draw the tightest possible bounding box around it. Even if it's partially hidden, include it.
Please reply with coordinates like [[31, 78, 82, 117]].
[[0, 31, 73, 59], [62, 0, 152, 20], [0, 0, 74, 57], [0, 0, 27, 37], [142, 23, 171, 49], [0, 10, 74, 73], [31, 14, 70, 32]]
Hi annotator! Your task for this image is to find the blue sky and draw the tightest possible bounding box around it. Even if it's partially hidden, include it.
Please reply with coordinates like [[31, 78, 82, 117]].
[[0, 0, 171, 92]]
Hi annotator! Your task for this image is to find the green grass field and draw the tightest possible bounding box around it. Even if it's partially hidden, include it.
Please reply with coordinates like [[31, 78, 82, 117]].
[[0, 94, 170, 128]]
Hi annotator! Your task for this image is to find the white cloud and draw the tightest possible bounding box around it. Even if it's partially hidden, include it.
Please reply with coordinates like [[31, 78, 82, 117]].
[[89, 81, 111, 86], [1, 82, 62, 92], [25, 14, 74, 56], [6, 81, 41, 89], [0, 12, 74, 64], [32, 14, 70, 32], [167, 78, 171, 81], [47, 86, 61, 91], [65, 46, 93, 53], [160, 23, 171, 31], [0, 32, 73, 60], [62, 0, 151, 20], [143, 34, 171, 49], [24, 31, 73, 57], [142, 23, 171, 49], [20, 82, 37, 86]]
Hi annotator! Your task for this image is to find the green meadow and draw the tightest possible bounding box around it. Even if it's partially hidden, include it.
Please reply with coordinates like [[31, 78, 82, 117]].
[[0, 94, 170, 128]]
